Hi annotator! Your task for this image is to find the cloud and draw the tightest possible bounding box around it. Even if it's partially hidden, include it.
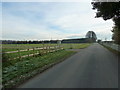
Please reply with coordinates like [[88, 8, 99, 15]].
[[0, 3, 2, 40], [2, 2, 114, 41], [2, 0, 92, 2], [2, 10, 67, 40]]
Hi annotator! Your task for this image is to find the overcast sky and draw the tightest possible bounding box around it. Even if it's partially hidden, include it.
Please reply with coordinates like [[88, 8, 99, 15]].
[[2, 1, 114, 41]]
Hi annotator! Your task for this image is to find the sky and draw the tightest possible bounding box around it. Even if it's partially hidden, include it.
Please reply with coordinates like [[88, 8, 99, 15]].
[[2, 1, 114, 41]]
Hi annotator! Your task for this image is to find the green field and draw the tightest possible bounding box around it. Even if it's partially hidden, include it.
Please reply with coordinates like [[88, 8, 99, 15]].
[[2, 43, 90, 52], [2, 44, 57, 52], [62, 43, 91, 49], [2, 43, 91, 88]]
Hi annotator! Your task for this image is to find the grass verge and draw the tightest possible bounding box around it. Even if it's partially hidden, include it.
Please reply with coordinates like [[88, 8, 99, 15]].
[[100, 43, 120, 55], [2, 50, 76, 89], [62, 43, 91, 49]]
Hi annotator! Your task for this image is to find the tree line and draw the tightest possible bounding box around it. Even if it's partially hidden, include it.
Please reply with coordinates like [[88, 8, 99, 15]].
[[2, 40, 59, 44]]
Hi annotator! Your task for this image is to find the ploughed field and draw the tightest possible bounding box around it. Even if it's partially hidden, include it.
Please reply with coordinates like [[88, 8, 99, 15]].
[[2, 43, 91, 88]]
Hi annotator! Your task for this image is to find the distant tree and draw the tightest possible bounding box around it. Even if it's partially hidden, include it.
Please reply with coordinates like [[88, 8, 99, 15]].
[[91, 2, 120, 44]]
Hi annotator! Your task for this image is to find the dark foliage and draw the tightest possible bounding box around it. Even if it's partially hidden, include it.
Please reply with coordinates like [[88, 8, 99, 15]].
[[2, 40, 58, 44], [91, 2, 120, 44]]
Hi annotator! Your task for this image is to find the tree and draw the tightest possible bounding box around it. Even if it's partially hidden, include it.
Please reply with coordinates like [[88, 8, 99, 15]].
[[91, 2, 120, 44]]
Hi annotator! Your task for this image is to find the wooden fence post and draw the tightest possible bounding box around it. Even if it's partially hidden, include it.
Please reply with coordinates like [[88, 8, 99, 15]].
[[39, 47, 41, 56], [47, 44, 49, 53], [45, 45, 47, 54], [51, 45, 53, 52], [42, 43, 44, 54], [49, 44, 50, 53], [18, 48, 21, 60], [33, 48, 35, 57], [27, 48, 29, 58], [48, 44, 50, 53], [54, 45, 56, 52], [44, 44, 46, 54], [46, 45, 47, 53], [47, 45, 49, 53], [57, 44, 58, 51], [52, 45, 54, 52], [59, 44, 60, 50]]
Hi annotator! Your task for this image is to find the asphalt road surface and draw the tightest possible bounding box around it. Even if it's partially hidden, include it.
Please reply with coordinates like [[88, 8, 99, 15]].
[[18, 43, 118, 88]]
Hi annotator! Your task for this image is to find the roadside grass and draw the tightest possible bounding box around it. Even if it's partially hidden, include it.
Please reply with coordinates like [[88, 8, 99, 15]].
[[2, 43, 91, 67], [0, 64, 2, 89], [2, 50, 76, 88], [2, 49, 54, 68], [62, 43, 91, 49], [2, 49, 47, 61], [2, 43, 91, 88], [100, 43, 120, 55]]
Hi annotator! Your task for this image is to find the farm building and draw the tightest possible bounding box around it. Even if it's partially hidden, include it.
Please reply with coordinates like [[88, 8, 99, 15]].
[[85, 31, 97, 42], [61, 31, 97, 43], [61, 38, 88, 43]]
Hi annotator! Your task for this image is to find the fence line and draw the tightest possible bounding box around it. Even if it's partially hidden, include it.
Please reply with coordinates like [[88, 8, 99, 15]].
[[4, 46, 63, 53], [100, 42, 120, 52], [3, 45, 64, 61]]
